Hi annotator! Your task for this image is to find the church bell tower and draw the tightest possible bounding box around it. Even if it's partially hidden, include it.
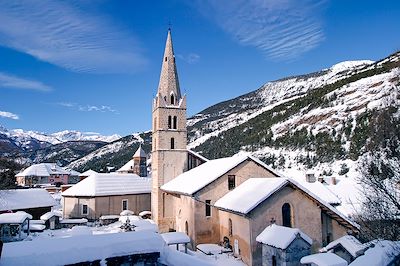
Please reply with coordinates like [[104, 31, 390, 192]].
[[151, 29, 187, 232]]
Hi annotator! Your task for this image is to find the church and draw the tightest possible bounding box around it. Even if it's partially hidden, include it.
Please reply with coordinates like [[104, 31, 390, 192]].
[[151, 30, 359, 265]]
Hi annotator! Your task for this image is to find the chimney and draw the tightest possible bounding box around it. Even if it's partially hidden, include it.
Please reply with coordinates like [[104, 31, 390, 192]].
[[306, 172, 316, 183]]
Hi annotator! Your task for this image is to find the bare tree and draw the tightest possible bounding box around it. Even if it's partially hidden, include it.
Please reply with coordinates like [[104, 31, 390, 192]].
[[357, 150, 400, 241]]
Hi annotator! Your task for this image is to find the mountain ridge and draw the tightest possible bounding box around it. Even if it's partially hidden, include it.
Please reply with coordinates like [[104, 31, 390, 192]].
[[1, 51, 398, 174]]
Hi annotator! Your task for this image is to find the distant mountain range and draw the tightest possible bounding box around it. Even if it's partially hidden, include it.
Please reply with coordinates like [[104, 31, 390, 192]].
[[1, 51, 399, 176], [0, 126, 121, 167]]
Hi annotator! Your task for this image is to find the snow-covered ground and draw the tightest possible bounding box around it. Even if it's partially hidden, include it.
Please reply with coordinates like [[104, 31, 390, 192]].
[[18, 219, 244, 266]]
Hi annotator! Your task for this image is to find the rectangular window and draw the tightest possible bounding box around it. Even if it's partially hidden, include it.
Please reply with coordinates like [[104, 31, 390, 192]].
[[205, 200, 211, 217], [82, 204, 88, 215], [122, 199, 128, 211], [228, 175, 236, 190]]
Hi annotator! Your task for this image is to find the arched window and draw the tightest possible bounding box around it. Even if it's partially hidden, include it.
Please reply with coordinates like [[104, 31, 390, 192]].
[[185, 221, 189, 235], [228, 218, 233, 236], [170, 94, 175, 105], [173, 116, 177, 129], [282, 203, 292, 227], [168, 116, 172, 129], [170, 138, 175, 149], [165, 57, 167, 62]]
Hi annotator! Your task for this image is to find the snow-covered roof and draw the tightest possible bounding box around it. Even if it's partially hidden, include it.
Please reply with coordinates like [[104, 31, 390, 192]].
[[324, 235, 365, 257], [120, 210, 135, 216], [117, 159, 134, 172], [139, 210, 151, 216], [79, 169, 97, 177], [161, 154, 280, 195], [0, 189, 56, 211], [161, 232, 191, 245], [256, 224, 312, 249], [59, 218, 88, 224], [66, 169, 81, 176], [215, 178, 287, 214], [16, 163, 69, 177], [133, 145, 147, 158], [349, 240, 400, 266], [0, 211, 32, 224], [100, 215, 120, 220], [301, 253, 348, 266], [62, 173, 151, 197], [0, 231, 166, 266], [290, 176, 341, 205], [40, 211, 62, 221], [215, 178, 358, 229], [187, 149, 209, 162]]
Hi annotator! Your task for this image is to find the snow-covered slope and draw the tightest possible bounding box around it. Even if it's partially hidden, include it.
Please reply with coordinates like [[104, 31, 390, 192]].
[[67, 131, 152, 172], [187, 60, 374, 149]]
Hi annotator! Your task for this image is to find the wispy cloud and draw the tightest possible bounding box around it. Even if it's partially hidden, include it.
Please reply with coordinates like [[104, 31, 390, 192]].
[[193, 0, 326, 60], [78, 105, 118, 113], [177, 53, 201, 64], [0, 110, 19, 120], [55, 102, 118, 114], [0, 72, 51, 91], [0, 1, 147, 73]]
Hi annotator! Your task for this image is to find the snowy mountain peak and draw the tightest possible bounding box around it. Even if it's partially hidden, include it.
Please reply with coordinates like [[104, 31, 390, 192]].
[[329, 60, 374, 73], [51, 130, 121, 143], [0, 125, 8, 133], [0, 125, 122, 156]]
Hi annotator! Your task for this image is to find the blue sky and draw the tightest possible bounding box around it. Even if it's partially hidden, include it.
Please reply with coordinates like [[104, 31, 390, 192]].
[[0, 0, 399, 136]]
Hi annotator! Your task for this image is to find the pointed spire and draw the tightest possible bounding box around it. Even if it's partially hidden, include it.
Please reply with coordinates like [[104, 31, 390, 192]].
[[157, 29, 181, 103], [133, 144, 147, 158]]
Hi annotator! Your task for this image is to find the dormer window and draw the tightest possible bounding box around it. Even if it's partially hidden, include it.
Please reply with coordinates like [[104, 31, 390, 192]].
[[170, 94, 175, 105], [165, 57, 167, 62]]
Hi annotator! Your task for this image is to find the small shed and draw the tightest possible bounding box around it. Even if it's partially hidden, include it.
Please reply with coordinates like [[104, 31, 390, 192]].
[[40, 211, 62, 230], [256, 224, 313, 266], [300, 253, 348, 266], [0, 211, 32, 242], [322, 235, 365, 264], [161, 232, 191, 253]]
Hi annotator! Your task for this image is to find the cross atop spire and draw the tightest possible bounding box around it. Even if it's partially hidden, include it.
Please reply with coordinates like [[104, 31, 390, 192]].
[[157, 29, 181, 104]]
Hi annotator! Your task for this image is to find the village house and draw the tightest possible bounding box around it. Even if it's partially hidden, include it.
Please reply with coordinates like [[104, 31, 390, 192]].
[[213, 178, 358, 265], [0, 188, 56, 219], [160, 154, 280, 243], [15, 163, 80, 186], [62, 173, 151, 220]]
